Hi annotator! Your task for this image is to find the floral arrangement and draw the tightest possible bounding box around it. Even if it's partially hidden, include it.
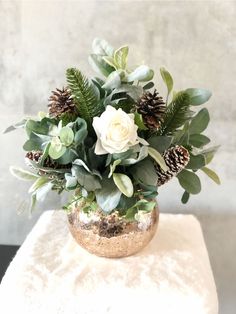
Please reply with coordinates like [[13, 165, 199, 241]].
[[5, 38, 220, 219]]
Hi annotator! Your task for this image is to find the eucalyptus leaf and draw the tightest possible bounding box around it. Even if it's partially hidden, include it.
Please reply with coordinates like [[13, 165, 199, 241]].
[[57, 149, 78, 164], [201, 167, 221, 185], [65, 173, 78, 189], [95, 178, 122, 213], [72, 165, 101, 191], [147, 136, 172, 153], [134, 112, 148, 130], [189, 108, 210, 134], [189, 134, 210, 148], [4, 119, 27, 134], [177, 169, 201, 194], [10, 166, 39, 181], [143, 82, 154, 90], [181, 191, 190, 204], [185, 88, 212, 106], [148, 147, 168, 171], [160, 67, 173, 99], [49, 137, 66, 159], [126, 65, 154, 82], [132, 158, 158, 186], [186, 153, 206, 170], [108, 159, 121, 178], [113, 173, 134, 197], [120, 146, 148, 165], [59, 127, 74, 146]]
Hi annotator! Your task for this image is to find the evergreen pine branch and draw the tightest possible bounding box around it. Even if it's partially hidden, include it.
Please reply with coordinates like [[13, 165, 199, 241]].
[[158, 92, 192, 136], [66, 68, 103, 126]]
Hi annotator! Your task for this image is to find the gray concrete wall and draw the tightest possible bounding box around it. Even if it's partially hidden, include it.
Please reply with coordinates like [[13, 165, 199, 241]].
[[0, 1, 235, 313]]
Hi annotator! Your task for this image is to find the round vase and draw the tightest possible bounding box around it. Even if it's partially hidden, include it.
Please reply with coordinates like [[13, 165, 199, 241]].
[[67, 201, 159, 258]]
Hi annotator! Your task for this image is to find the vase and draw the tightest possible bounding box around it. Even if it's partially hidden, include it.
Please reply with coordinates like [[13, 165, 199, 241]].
[[67, 200, 159, 258]]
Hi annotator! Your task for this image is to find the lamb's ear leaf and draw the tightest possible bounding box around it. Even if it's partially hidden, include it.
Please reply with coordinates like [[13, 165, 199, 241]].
[[3, 119, 27, 134], [92, 38, 114, 56], [10, 166, 39, 181]]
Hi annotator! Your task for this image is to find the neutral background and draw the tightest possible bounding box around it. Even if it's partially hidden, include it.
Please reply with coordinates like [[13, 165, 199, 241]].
[[0, 1, 235, 313]]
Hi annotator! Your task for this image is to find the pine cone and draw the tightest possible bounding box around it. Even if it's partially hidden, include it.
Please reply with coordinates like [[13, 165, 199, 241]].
[[155, 145, 190, 186], [25, 151, 56, 168], [48, 87, 77, 118], [136, 90, 166, 130]]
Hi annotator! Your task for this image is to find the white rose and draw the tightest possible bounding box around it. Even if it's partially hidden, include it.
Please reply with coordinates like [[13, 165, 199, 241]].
[[93, 105, 147, 155]]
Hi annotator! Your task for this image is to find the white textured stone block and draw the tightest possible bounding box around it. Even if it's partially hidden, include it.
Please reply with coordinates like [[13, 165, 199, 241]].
[[0, 210, 218, 314]]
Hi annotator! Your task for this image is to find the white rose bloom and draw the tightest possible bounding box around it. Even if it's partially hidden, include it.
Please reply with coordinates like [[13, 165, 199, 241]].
[[93, 105, 147, 155]]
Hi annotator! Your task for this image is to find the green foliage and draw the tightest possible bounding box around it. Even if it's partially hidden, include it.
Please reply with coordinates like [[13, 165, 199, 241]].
[[66, 68, 103, 126], [148, 147, 168, 171], [113, 173, 134, 197], [59, 127, 74, 146], [189, 108, 210, 134], [181, 191, 190, 204], [158, 92, 192, 135], [4, 119, 27, 134], [134, 112, 148, 130], [189, 134, 210, 148], [125, 199, 156, 221], [185, 88, 212, 106], [186, 153, 206, 170], [10, 166, 39, 181], [201, 167, 221, 185], [132, 158, 158, 186], [126, 65, 154, 82], [147, 136, 172, 153], [177, 169, 201, 194], [160, 67, 173, 101]]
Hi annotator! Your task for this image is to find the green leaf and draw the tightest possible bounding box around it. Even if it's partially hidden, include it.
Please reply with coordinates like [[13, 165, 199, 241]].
[[177, 169, 201, 194], [158, 92, 191, 135], [102, 56, 117, 69], [181, 191, 190, 204], [200, 145, 220, 164], [201, 167, 221, 185], [114, 84, 143, 101], [35, 182, 53, 201], [59, 127, 74, 146], [114, 46, 129, 69], [10, 166, 39, 181], [49, 137, 66, 159], [74, 117, 88, 145], [92, 38, 114, 56], [29, 194, 37, 214], [26, 119, 49, 136], [88, 54, 115, 77], [109, 159, 121, 178], [143, 82, 154, 90], [57, 149, 77, 165], [189, 134, 210, 148], [147, 136, 172, 153], [189, 108, 210, 134], [148, 147, 168, 171], [120, 146, 148, 165], [185, 88, 212, 106], [132, 158, 158, 186], [28, 176, 49, 194], [126, 65, 154, 82], [67, 68, 102, 126], [65, 173, 78, 189], [160, 67, 173, 99], [72, 165, 101, 191], [113, 173, 134, 197], [102, 70, 122, 90], [4, 119, 27, 134], [134, 112, 148, 130], [186, 153, 206, 170], [95, 178, 122, 213]]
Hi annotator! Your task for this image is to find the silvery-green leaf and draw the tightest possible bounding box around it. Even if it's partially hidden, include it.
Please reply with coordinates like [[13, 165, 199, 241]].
[[4, 119, 27, 134], [36, 182, 53, 202], [59, 127, 74, 146], [102, 56, 117, 69], [113, 173, 134, 197], [73, 159, 91, 172], [189, 134, 210, 148], [72, 165, 101, 191], [108, 159, 121, 178], [102, 70, 122, 90], [65, 173, 78, 189], [181, 191, 190, 204], [121, 146, 148, 165], [10, 166, 39, 181], [134, 112, 148, 130], [92, 38, 114, 56], [95, 178, 121, 213], [28, 176, 49, 194], [148, 147, 168, 171], [115, 84, 143, 101], [160, 67, 174, 98], [88, 54, 115, 77], [177, 169, 201, 194], [200, 167, 221, 185], [49, 137, 66, 159], [114, 45, 129, 69], [57, 149, 77, 165], [185, 88, 212, 106], [132, 159, 158, 186], [186, 154, 205, 170], [147, 136, 172, 153], [126, 65, 154, 82], [189, 108, 210, 134]]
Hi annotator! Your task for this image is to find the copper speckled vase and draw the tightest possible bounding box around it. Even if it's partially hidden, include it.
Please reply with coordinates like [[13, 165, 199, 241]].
[[67, 201, 159, 258]]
